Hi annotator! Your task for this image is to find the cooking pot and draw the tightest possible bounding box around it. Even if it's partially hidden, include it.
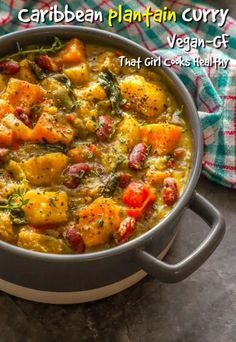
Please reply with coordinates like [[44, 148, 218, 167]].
[[0, 26, 225, 304]]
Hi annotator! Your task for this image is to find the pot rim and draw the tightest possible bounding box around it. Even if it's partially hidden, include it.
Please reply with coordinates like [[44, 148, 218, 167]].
[[0, 25, 203, 262]]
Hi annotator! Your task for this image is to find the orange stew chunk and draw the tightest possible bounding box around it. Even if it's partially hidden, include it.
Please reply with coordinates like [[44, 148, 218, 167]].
[[2, 78, 45, 114], [76, 197, 121, 248], [123, 181, 157, 219], [141, 124, 182, 156], [55, 38, 86, 65], [33, 113, 74, 145]]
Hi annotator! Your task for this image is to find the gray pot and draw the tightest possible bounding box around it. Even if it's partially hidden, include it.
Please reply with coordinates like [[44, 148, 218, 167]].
[[0, 26, 225, 304]]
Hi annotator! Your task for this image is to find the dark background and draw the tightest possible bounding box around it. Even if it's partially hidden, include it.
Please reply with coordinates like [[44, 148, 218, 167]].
[[1, 1, 236, 341]]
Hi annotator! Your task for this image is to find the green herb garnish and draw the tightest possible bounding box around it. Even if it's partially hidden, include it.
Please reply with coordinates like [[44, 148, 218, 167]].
[[91, 169, 101, 177], [119, 137, 126, 144], [146, 144, 152, 157], [100, 156, 124, 197], [87, 151, 94, 159], [152, 202, 158, 210], [101, 173, 119, 197], [1, 37, 65, 61], [29, 60, 47, 80], [98, 68, 124, 116], [96, 218, 104, 227], [71, 170, 86, 179], [72, 100, 82, 110], [49, 198, 57, 208], [0, 189, 29, 225], [39, 140, 68, 153]]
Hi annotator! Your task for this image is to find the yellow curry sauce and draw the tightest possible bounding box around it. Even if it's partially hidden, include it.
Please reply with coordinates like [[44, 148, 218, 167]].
[[0, 38, 192, 254]]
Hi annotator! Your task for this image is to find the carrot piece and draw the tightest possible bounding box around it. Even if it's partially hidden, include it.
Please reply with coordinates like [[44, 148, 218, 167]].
[[33, 113, 74, 145], [55, 38, 86, 65], [123, 181, 156, 219], [140, 124, 182, 156], [2, 78, 45, 114], [0, 124, 13, 146], [127, 191, 156, 219], [123, 181, 150, 208]]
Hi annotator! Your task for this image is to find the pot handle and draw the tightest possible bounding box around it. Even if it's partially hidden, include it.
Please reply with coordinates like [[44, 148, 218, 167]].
[[135, 192, 225, 283]]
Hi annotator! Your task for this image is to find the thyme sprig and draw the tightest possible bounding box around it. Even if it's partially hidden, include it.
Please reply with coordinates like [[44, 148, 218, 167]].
[[1, 36, 65, 61], [0, 189, 29, 225]]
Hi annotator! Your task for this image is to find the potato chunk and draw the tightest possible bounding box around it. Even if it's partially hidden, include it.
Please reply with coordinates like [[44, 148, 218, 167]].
[[2, 114, 33, 141], [116, 113, 140, 150], [96, 52, 121, 74], [23, 190, 68, 226], [6, 160, 26, 180], [18, 228, 67, 254], [16, 59, 37, 83], [76, 82, 106, 102], [21, 153, 68, 186], [64, 63, 90, 85], [2, 78, 45, 114], [76, 197, 121, 248], [120, 75, 167, 117], [0, 212, 14, 242]]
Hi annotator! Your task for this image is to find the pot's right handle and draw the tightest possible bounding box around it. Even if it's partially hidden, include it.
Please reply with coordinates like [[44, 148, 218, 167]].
[[135, 192, 225, 283]]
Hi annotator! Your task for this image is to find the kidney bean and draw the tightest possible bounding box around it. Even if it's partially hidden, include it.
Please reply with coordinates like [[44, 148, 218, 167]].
[[14, 107, 33, 128], [115, 217, 135, 243], [162, 177, 178, 206], [66, 114, 75, 124], [166, 158, 175, 168], [63, 176, 80, 189], [119, 173, 131, 188], [96, 115, 112, 140], [67, 163, 91, 176], [128, 143, 147, 170], [64, 163, 91, 189], [14, 107, 24, 116], [0, 60, 20, 75], [63, 227, 85, 253], [34, 54, 52, 71]]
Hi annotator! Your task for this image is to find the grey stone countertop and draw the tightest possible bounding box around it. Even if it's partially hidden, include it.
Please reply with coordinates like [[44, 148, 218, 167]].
[[0, 1, 235, 342]]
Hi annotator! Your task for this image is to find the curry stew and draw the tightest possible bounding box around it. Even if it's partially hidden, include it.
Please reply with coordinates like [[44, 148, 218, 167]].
[[0, 38, 192, 254]]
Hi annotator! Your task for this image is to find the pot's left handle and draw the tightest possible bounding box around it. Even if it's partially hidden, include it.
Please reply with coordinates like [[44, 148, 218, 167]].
[[135, 192, 225, 283]]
